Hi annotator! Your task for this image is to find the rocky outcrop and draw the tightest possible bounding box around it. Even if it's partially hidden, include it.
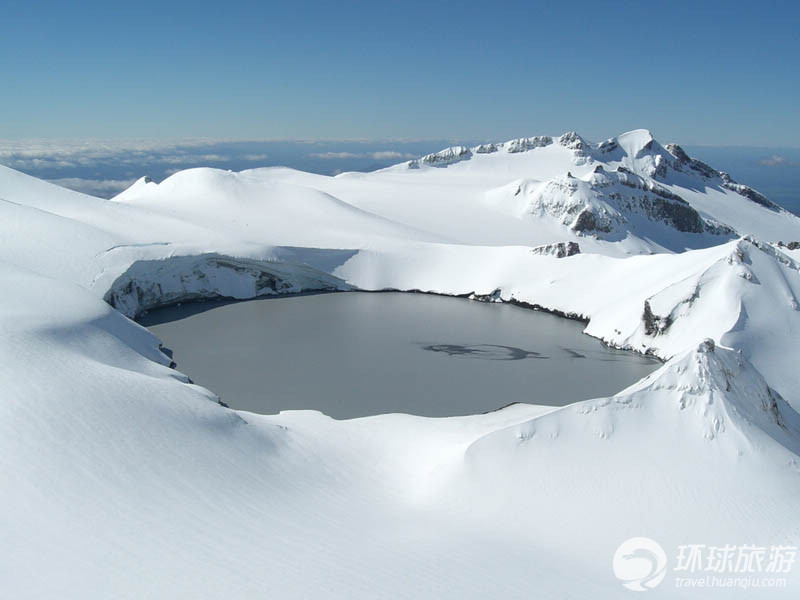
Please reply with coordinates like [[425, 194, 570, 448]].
[[666, 144, 780, 210], [474, 143, 498, 154], [572, 208, 613, 233], [408, 136, 554, 166], [558, 131, 590, 156], [526, 169, 724, 237], [720, 173, 779, 210], [404, 133, 782, 221], [408, 146, 472, 168], [503, 136, 553, 153], [777, 241, 800, 250], [665, 144, 718, 179], [594, 138, 619, 155], [530, 241, 581, 258], [642, 299, 673, 336]]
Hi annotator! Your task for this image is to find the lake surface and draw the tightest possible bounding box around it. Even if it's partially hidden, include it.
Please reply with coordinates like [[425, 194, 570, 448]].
[[140, 292, 661, 418]]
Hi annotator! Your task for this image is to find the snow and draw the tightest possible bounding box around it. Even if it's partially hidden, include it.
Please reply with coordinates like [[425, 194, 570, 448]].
[[2, 130, 800, 597]]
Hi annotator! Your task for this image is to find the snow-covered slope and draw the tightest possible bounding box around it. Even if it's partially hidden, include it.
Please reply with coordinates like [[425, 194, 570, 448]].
[[336, 236, 800, 411], [251, 129, 800, 254], [2, 263, 799, 598], [2, 130, 800, 598], [450, 339, 800, 590], [509, 165, 734, 251], [112, 167, 448, 248]]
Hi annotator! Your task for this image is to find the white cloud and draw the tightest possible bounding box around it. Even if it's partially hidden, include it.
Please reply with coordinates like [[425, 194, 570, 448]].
[[0, 140, 425, 194], [46, 177, 137, 198], [759, 155, 787, 166], [758, 154, 799, 167], [0, 138, 228, 170], [160, 153, 228, 165], [370, 151, 416, 160], [309, 152, 362, 159], [0, 140, 419, 173], [309, 150, 415, 160]]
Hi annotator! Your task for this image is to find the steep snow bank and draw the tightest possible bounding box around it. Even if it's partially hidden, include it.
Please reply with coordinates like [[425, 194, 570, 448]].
[[105, 253, 350, 317]]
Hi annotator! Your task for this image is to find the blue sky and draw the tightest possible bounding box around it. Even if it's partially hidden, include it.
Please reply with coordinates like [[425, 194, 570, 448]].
[[2, 0, 799, 145]]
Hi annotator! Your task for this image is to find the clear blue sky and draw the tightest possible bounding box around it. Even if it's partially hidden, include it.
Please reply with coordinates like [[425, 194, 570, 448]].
[[2, 0, 798, 145]]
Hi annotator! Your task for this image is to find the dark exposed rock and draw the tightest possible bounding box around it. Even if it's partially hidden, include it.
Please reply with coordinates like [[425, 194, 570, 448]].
[[721, 180, 779, 210], [408, 146, 473, 168], [643, 300, 672, 336], [558, 131, 590, 156], [666, 143, 691, 164], [505, 297, 589, 323], [643, 197, 705, 233], [533, 167, 725, 237], [616, 173, 686, 203], [668, 144, 779, 210], [530, 241, 581, 258], [572, 209, 612, 233], [504, 136, 552, 153], [703, 219, 738, 237], [474, 143, 498, 154], [596, 139, 619, 154], [255, 271, 291, 293], [698, 338, 715, 353], [666, 144, 717, 178], [467, 288, 503, 303]]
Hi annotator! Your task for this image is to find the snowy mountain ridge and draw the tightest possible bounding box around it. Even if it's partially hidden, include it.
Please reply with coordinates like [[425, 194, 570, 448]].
[[521, 166, 735, 240], [362, 128, 798, 253], [2, 131, 800, 597], [469, 338, 800, 470], [407, 128, 771, 200]]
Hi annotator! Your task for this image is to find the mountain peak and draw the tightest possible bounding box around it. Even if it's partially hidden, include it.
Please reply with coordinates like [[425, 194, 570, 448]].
[[557, 131, 589, 154], [112, 175, 158, 201], [614, 129, 657, 157]]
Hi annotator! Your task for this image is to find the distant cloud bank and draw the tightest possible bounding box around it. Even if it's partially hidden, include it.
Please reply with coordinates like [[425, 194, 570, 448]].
[[0, 138, 449, 198], [0, 139, 236, 171], [758, 154, 800, 167], [46, 177, 138, 197], [309, 151, 416, 160]]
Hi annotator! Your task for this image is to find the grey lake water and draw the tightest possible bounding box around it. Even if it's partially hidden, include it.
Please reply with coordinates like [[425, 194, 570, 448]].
[[140, 292, 661, 418]]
